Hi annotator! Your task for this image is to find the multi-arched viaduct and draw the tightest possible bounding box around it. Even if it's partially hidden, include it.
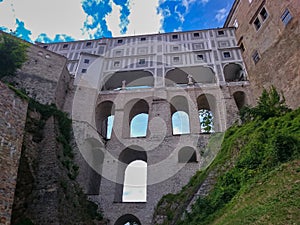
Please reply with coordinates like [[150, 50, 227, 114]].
[[41, 28, 253, 224]]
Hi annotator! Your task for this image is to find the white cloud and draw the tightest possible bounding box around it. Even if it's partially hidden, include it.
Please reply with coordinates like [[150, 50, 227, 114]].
[[200, 0, 209, 4], [0, 0, 88, 41], [215, 8, 227, 22], [126, 0, 163, 35], [106, 0, 122, 36]]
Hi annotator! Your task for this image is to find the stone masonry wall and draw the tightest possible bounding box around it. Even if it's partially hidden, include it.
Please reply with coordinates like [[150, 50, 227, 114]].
[[225, 0, 300, 108], [0, 82, 28, 225], [3, 40, 71, 110]]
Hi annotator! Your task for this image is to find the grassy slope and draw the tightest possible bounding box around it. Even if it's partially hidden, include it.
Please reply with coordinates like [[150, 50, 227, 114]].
[[156, 108, 300, 225], [212, 160, 300, 225]]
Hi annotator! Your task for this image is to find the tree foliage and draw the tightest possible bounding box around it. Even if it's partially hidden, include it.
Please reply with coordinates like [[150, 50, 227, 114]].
[[0, 33, 28, 79], [199, 109, 214, 133], [240, 86, 290, 122]]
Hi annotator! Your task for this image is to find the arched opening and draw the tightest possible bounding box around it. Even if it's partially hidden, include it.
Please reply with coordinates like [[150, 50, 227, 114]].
[[123, 99, 149, 138], [197, 94, 217, 133], [114, 214, 141, 225], [123, 160, 147, 202], [130, 113, 149, 137], [82, 138, 104, 195], [178, 147, 197, 163], [233, 91, 247, 110], [101, 70, 154, 91], [165, 66, 216, 87], [223, 63, 246, 82], [172, 111, 190, 134], [95, 101, 115, 139], [170, 96, 190, 135], [115, 146, 147, 203]]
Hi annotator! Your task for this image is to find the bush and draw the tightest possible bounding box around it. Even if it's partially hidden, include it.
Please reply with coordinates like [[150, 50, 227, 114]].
[[240, 86, 290, 122], [0, 33, 28, 79]]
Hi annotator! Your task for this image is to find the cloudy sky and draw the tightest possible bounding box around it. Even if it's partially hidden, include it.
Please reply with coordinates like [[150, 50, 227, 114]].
[[0, 0, 234, 43]]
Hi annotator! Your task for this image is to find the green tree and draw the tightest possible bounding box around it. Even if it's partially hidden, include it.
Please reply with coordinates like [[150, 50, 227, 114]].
[[240, 86, 290, 122], [0, 33, 28, 79], [199, 109, 214, 133]]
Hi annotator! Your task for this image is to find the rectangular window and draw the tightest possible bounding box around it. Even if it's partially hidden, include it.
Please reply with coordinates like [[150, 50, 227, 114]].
[[193, 32, 200, 37], [240, 43, 245, 52], [173, 56, 180, 62], [81, 69, 87, 73], [172, 34, 178, 40], [84, 59, 90, 64], [197, 54, 204, 60], [140, 37, 146, 41], [172, 46, 179, 51], [117, 39, 123, 44], [254, 18, 261, 30], [281, 9, 292, 26], [114, 61, 120, 67], [223, 52, 231, 58], [139, 58, 146, 65], [252, 51, 260, 64], [260, 7, 268, 21], [86, 42, 92, 47], [217, 30, 225, 35], [63, 44, 68, 49], [115, 50, 122, 56]]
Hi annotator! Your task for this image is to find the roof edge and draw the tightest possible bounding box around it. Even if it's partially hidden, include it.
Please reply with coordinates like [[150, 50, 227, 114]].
[[224, 0, 240, 27]]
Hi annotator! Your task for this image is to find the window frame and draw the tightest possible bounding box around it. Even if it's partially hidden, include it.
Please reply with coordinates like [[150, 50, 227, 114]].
[[223, 52, 231, 58], [81, 68, 87, 73], [138, 58, 146, 65], [83, 59, 90, 64], [172, 34, 178, 40], [281, 8, 293, 26], [252, 50, 260, 64], [113, 61, 121, 68]]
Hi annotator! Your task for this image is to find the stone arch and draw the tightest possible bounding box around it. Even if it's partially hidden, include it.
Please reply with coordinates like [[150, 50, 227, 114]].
[[223, 63, 246, 82], [178, 146, 197, 163], [101, 70, 154, 91], [170, 96, 190, 134], [114, 214, 141, 225], [95, 101, 115, 139], [233, 91, 247, 110], [114, 146, 147, 202], [123, 99, 150, 138], [165, 66, 216, 86], [82, 138, 104, 195], [197, 94, 218, 133]]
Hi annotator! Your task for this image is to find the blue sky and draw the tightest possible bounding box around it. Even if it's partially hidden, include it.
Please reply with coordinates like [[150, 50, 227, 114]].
[[0, 0, 234, 43]]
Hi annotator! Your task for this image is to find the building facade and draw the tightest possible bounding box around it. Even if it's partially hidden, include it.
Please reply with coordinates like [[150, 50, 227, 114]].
[[224, 0, 300, 108], [38, 28, 251, 224]]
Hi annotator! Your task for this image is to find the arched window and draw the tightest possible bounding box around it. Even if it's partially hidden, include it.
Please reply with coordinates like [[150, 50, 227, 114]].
[[114, 214, 141, 225], [172, 111, 190, 134], [233, 91, 247, 110], [170, 96, 190, 135], [95, 101, 115, 139], [197, 94, 217, 133], [123, 99, 149, 138], [101, 70, 154, 91], [199, 109, 214, 133], [123, 160, 147, 202], [223, 63, 246, 82], [178, 147, 197, 163], [130, 113, 149, 137], [114, 147, 147, 203], [107, 115, 114, 139]]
